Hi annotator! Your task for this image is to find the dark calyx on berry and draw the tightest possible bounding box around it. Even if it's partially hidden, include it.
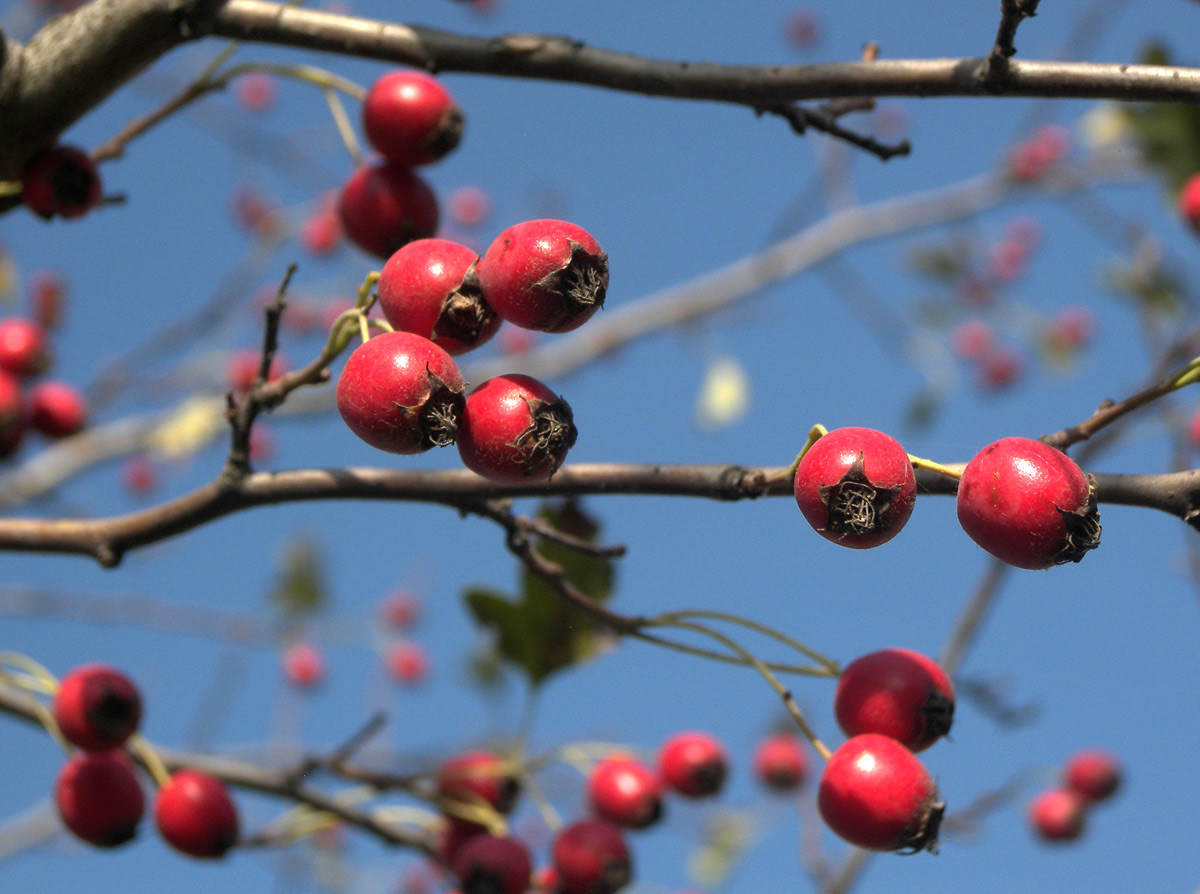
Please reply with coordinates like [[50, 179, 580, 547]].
[[817, 453, 902, 538], [899, 796, 945, 855], [515, 396, 577, 478], [536, 240, 608, 323], [414, 370, 466, 449], [1054, 478, 1101, 565], [434, 265, 496, 345]]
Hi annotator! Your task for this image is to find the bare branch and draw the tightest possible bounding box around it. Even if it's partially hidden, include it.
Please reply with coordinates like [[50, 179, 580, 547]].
[[984, 0, 1043, 86]]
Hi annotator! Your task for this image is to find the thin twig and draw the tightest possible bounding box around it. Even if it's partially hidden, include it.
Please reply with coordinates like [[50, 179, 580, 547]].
[[762, 103, 911, 161]]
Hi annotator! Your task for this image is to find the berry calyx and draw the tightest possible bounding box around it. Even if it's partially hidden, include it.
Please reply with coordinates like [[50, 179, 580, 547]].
[[658, 732, 728, 799], [29, 381, 88, 438], [834, 648, 955, 753], [451, 833, 533, 894], [437, 751, 522, 820], [0, 317, 51, 377], [53, 663, 143, 752], [956, 437, 1100, 570], [21, 145, 103, 220], [793, 427, 917, 549], [456, 374, 577, 483], [154, 770, 240, 858], [378, 239, 501, 355], [1028, 787, 1086, 842], [552, 819, 632, 894], [587, 756, 662, 830], [336, 331, 465, 454], [338, 162, 439, 259], [478, 220, 608, 333], [753, 733, 809, 791], [55, 751, 145, 847], [817, 734, 943, 853], [363, 70, 464, 167], [1063, 749, 1121, 803]]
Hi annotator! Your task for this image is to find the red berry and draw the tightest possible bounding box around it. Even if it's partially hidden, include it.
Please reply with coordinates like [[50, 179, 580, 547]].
[[532, 864, 560, 893], [0, 317, 51, 377], [977, 345, 1024, 391], [951, 319, 993, 360], [753, 733, 809, 791], [817, 733, 943, 853], [21, 145, 102, 220], [301, 208, 343, 256], [793, 427, 917, 549], [338, 162, 439, 259], [28, 270, 66, 330], [658, 732, 728, 799], [386, 640, 429, 684], [122, 454, 160, 496], [1028, 787, 1086, 842], [1181, 172, 1200, 232], [378, 239, 500, 355], [55, 751, 145, 847], [154, 770, 240, 858], [0, 369, 25, 458], [53, 663, 142, 752], [552, 820, 631, 894], [438, 815, 487, 865], [457, 374, 577, 483], [336, 331, 465, 454], [1063, 749, 1121, 803], [30, 380, 88, 437], [437, 751, 521, 819], [363, 71, 464, 168], [449, 186, 492, 228], [234, 72, 277, 113], [452, 834, 532, 894], [282, 642, 325, 688], [834, 648, 955, 753], [380, 588, 421, 628], [587, 756, 662, 830], [956, 437, 1100, 569], [478, 220, 608, 333], [1047, 306, 1096, 353], [784, 8, 821, 48]]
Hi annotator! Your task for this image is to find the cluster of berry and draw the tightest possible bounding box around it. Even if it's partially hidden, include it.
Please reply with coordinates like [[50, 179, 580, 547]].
[[0, 314, 89, 458], [793, 427, 1101, 570], [50, 664, 239, 858], [1028, 749, 1121, 842]]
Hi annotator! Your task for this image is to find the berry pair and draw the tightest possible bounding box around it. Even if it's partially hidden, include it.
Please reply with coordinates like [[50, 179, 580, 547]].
[[1028, 749, 1121, 842], [0, 316, 89, 458]]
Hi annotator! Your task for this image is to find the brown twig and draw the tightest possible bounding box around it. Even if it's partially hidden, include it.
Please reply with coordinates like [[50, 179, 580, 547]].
[[984, 0, 1043, 87], [760, 103, 911, 161]]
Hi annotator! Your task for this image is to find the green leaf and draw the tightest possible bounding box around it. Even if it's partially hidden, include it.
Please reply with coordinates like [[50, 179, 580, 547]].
[[463, 500, 616, 686], [1122, 43, 1200, 193], [269, 537, 328, 618]]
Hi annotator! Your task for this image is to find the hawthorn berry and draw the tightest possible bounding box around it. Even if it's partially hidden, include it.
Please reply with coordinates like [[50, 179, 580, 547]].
[[551, 819, 632, 894], [363, 70, 464, 168], [449, 185, 492, 228], [29, 381, 88, 438], [336, 331, 465, 454], [0, 317, 51, 377], [386, 640, 429, 684], [154, 770, 240, 858], [658, 731, 728, 799], [817, 733, 943, 853], [478, 219, 608, 333], [1028, 787, 1086, 842], [587, 756, 662, 830], [438, 815, 487, 866], [122, 454, 160, 496], [28, 270, 66, 330], [793, 427, 917, 549], [1181, 172, 1200, 232], [282, 642, 326, 688], [0, 369, 25, 458], [378, 239, 501, 355], [956, 437, 1100, 570], [55, 751, 145, 848], [338, 162, 439, 259], [380, 588, 421, 628], [437, 751, 521, 819], [456, 374, 577, 483], [834, 648, 955, 753], [452, 834, 532, 894], [1063, 749, 1121, 803], [21, 145, 102, 220], [753, 733, 809, 791], [53, 663, 142, 752]]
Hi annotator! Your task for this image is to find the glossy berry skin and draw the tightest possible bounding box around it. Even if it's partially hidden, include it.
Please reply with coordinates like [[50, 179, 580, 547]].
[[1028, 787, 1086, 842], [363, 71, 464, 167], [457, 375, 577, 483], [956, 437, 1100, 570], [451, 833, 532, 894], [0, 317, 51, 378], [1181, 172, 1200, 232], [336, 331, 465, 454], [338, 162, 439, 259], [55, 751, 145, 848], [1063, 749, 1121, 803], [478, 220, 608, 333], [21, 145, 102, 220], [552, 820, 632, 894], [587, 756, 662, 830], [817, 734, 943, 853], [658, 732, 728, 799], [437, 751, 521, 819], [0, 369, 25, 458], [154, 770, 240, 858], [30, 381, 88, 438], [378, 239, 500, 355], [753, 733, 809, 791], [54, 663, 142, 752], [834, 648, 955, 753], [793, 427, 916, 549]]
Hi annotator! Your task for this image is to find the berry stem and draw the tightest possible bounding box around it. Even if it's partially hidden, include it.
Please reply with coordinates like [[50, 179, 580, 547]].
[[129, 732, 172, 786], [778, 424, 829, 484], [0, 652, 69, 751], [908, 455, 964, 480], [651, 609, 840, 676], [633, 631, 834, 676], [322, 86, 365, 167]]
